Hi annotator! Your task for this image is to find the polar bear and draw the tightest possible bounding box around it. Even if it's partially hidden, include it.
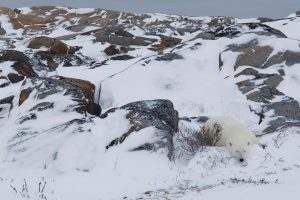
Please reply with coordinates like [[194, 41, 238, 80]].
[[203, 117, 257, 162]]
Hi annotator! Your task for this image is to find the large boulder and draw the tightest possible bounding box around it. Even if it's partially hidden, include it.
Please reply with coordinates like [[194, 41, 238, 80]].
[[19, 76, 101, 116], [102, 99, 179, 160], [231, 44, 300, 70]]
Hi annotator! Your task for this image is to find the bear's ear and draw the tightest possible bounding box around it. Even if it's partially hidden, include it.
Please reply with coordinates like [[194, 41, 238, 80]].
[[229, 142, 232, 146]]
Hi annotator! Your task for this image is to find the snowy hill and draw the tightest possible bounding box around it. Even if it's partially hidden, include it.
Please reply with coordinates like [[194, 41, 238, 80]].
[[0, 6, 300, 199]]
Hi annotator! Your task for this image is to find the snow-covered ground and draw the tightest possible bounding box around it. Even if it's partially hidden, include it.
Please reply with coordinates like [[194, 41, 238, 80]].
[[0, 7, 300, 200]]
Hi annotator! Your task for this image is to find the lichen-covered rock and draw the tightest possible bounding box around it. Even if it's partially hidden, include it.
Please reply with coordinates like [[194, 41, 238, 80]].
[[102, 99, 179, 160]]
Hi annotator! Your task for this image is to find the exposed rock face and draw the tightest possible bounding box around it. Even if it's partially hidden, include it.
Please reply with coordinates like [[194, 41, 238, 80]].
[[19, 76, 101, 116], [102, 99, 179, 160], [221, 41, 300, 133]]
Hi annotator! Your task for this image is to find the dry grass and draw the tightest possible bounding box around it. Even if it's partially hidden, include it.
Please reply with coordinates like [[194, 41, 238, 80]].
[[176, 123, 222, 157]]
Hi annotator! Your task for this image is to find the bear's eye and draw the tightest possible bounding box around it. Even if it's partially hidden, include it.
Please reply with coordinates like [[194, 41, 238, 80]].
[[229, 142, 232, 146], [247, 142, 250, 146]]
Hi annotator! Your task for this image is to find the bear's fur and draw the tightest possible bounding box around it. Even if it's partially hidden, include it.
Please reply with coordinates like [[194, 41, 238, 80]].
[[203, 117, 257, 162]]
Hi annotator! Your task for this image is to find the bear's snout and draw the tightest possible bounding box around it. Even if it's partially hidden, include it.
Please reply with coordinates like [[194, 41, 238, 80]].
[[239, 158, 244, 162]]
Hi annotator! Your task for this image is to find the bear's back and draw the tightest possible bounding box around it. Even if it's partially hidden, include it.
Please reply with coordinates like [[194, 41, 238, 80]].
[[203, 117, 256, 146]]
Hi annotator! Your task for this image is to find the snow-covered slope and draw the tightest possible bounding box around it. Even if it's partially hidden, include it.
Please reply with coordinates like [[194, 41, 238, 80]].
[[0, 6, 300, 199]]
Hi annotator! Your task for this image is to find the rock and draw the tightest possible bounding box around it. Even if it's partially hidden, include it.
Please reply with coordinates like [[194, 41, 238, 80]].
[[110, 55, 135, 60], [265, 99, 300, 120], [115, 29, 134, 37], [7, 73, 24, 83], [86, 102, 102, 116], [0, 95, 14, 105], [66, 25, 88, 32], [263, 75, 284, 88], [233, 45, 300, 70], [193, 32, 215, 40], [28, 36, 57, 49], [208, 16, 234, 26], [19, 87, 33, 106], [29, 102, 54, 112], [246, 86, 284, 103], [264, 50, 300, 67], [257, 17, 273, 23], [0, 50, 37, 78], [18, 113, 37, 124], [159, 35, 182, 48], [155, 53, 183, 61], [296, 11, 300, 16], [94, 29, 157, 46], [233, 45, 273, 70], [104, 45, 120, 56], [28, 36, 81, 55], [0, 24, 6, 35], [103, 99, 179, 160], [236, 80, 256, 94], [215, 23, 287, 38], [0, 80, 10, 88], [149, 35, 182, 51], [0, 7, 15, 15], [34, 51, 86, 71], [49, 41, 69, 55], [19, 76, 100, 116], [234, 68, 259, 77]]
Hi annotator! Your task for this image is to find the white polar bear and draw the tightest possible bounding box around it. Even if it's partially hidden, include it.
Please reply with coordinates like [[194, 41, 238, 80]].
[[203, 117, 257, 162]]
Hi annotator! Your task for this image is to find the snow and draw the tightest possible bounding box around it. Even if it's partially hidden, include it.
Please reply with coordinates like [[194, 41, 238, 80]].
[[1, 8, 300, 200], [265, 17, 300, 40], [277, 64, 300, 104]]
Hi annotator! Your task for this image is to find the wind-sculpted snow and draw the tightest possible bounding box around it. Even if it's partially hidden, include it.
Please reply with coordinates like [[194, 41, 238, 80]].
[[0, 6, 300, 200]]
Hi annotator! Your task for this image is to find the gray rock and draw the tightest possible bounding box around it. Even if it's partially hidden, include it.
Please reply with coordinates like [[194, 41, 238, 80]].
[[263, 75, 284, 88], [234, 68, 259, 77], [110, 54, 135, 60], [296, 11, 300, 16], [215, 23, 287, 38], [246, 86, 284, 103], [233, 45, 273, 70], [94, 30, 157, 46], [155, 53, 184, 61], [0, 25, 6, 35], [236, 80, 256, 94], [29, 102, 54, 112], [193, 32, 215, 40], [0, 95, 14, 105], [102, 99, 178, 160], [233, 45, 300, 70], [265, 99, 300, 120], [104, 45, 120, 56], [66, 25, 88, 32]]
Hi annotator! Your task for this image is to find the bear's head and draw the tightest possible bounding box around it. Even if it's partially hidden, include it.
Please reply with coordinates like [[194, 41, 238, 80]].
[[225, 134, 256, 162]]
